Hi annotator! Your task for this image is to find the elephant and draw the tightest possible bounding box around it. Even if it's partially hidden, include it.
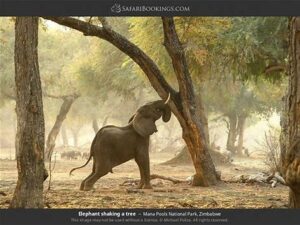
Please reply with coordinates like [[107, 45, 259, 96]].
[[69, 94, 172, 191], [61, 151, 82, 160]]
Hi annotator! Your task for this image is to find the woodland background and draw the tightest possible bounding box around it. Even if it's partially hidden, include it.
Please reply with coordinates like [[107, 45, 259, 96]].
[[0, 17, 299, 209]]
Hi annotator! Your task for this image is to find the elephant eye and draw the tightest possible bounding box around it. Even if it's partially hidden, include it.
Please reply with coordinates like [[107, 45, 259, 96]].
[[155, 108, 161, 112]]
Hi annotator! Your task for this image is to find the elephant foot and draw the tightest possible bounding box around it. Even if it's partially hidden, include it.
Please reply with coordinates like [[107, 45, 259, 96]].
[[143, 184, 152, 189]]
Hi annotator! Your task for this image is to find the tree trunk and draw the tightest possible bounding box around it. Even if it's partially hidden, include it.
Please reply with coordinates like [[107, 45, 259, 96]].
[[61, 125, 68, 146], [10, 17, 45, 208], [280, 17, 300, 208], [45, 17, 218, 186], [237, 115, 246, 155], [195, 94, 210, 144], [45, 95, 78, 160], [92, 118, 99, 133], [162, 18, 217, 186], [226, 113, 238, 153]]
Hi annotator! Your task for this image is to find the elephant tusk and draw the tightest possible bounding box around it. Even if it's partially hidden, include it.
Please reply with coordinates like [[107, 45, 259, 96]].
[[164, 93, 171, 105]]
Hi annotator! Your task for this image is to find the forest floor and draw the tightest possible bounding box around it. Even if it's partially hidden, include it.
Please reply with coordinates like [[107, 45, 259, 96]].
[[0, 150, 288, 208]]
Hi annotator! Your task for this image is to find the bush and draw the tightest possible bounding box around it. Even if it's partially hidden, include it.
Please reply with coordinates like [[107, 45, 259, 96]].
[[258, 125, 281, 173]]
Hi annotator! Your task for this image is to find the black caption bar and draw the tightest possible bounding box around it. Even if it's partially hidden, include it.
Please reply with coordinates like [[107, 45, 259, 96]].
[[1, 209, 300, 225], [0, 0, 300, 16]]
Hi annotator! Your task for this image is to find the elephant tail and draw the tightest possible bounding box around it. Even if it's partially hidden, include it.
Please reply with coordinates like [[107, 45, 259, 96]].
[[69, 154, 92, 176], [69, 136, 97, 176]]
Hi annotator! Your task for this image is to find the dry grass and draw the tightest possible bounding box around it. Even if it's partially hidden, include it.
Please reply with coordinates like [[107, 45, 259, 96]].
[[0, 150, 288, 209]]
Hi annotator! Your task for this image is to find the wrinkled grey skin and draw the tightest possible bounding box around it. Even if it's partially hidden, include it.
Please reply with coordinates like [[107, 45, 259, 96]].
[[70, 99, 171, 191]]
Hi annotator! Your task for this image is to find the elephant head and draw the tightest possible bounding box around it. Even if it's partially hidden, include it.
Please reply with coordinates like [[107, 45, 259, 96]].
[[129, 94, 172, 137]]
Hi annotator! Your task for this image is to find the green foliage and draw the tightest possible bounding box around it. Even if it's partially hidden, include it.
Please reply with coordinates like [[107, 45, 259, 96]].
[[202, 17, 289, 125], [75, 39, 143, 101], [75, 18, 146, 103], [38, 25, 91, 95], [213, 17, 289, 82], [128, 17, 231, 84], [203, 75, 286, 124]]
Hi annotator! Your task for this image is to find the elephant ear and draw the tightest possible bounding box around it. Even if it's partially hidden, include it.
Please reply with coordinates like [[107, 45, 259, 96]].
[[162, 106, 171, 122], [132, 112, 157, 137]]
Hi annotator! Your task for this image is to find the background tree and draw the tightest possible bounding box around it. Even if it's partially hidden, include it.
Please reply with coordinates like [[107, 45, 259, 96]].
[[213, 17, 288, 82], [203, 77, 285, 154], [10, 17, 46, 208], [0, 20, 85, 156], [45, 93, 79, 159], [206, 17, 288, 154], [73, 18, 148, 132], [40, 27, 89, 154]]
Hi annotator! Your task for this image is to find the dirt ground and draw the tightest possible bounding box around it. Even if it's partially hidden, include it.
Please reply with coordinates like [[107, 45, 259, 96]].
[[0, 151, 288, 208]]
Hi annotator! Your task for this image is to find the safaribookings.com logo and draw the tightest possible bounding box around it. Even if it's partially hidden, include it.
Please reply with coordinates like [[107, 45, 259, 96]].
[[111, 4, 190, 13]]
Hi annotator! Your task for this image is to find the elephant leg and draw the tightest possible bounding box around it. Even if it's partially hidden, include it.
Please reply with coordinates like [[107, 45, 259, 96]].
[[135, 152, 152, 189], [83, 167, 109, 191], [135, 161, 145, 189], [143, 160, 152, 189], [80, 161, 95, 191]]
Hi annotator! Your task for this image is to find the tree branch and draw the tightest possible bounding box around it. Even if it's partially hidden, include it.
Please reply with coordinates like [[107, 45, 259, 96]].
[[43, 17, 177, 102], [264, 64, 287, 74], [98, 17, 111, 30], [162, 17, 196, 113], [121, 174, 187, 186]]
